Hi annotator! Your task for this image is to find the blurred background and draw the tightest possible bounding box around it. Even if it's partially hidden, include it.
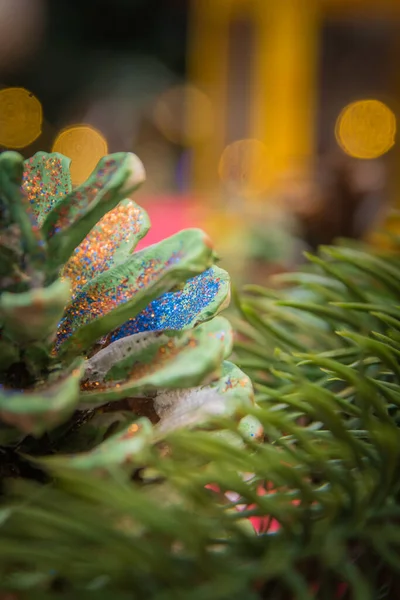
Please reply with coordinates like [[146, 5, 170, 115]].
[[1, 0, 400, 282]]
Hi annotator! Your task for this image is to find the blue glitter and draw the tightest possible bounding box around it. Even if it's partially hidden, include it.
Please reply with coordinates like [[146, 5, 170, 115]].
[[110, 268, 223, 341], [55, 250, 185, 350]]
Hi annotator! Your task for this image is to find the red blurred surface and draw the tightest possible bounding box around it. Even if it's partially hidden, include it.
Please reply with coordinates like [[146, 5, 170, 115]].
[[135, 195, 205, 249]]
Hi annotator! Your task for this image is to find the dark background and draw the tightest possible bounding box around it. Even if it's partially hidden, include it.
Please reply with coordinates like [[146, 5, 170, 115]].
[[3, 0, 189, 127]]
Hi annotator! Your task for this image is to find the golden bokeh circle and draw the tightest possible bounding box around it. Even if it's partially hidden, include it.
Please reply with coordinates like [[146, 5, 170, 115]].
[[52, 125, 108, 185], [218, 139, 270, 196], [0, 87, 42, 148], [335, 99, 396, 159], [153, 85, 214, 145]]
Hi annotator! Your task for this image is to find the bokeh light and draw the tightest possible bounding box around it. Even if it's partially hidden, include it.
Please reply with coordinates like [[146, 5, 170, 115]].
[[218, 139, 270, 197], [52, 125, 108, 186], [0, 87, 42, 148], [335, 99, 396, 159], [153, 84, 214, 145]]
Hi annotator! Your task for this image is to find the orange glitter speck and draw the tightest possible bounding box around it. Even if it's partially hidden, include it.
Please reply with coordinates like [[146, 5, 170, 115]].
[[62, 201, 145, 296]]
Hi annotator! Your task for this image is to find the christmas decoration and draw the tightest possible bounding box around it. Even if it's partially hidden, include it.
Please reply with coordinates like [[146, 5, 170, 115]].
[[0, 150, 252, 461], [1, 152, 400, 598]]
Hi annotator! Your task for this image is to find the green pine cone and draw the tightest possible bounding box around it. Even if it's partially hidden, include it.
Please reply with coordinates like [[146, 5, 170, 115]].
[[1, 228, 400, 597], [0, 150, 253, 463]]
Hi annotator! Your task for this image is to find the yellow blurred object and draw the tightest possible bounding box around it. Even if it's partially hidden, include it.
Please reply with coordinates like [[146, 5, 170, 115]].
[[335, 100, 396, 159], [52, 125, 108, 185], [153, 84, 214, 145], [218, 139, 269, 197], [188, 0, 319, 193], [188, 0, 400, 195], [0, 87, 42, 148], [366, 211, 400, 252]]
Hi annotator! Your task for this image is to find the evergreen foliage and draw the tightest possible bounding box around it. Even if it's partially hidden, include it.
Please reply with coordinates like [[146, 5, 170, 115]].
[[1, 151, 400, 598]]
